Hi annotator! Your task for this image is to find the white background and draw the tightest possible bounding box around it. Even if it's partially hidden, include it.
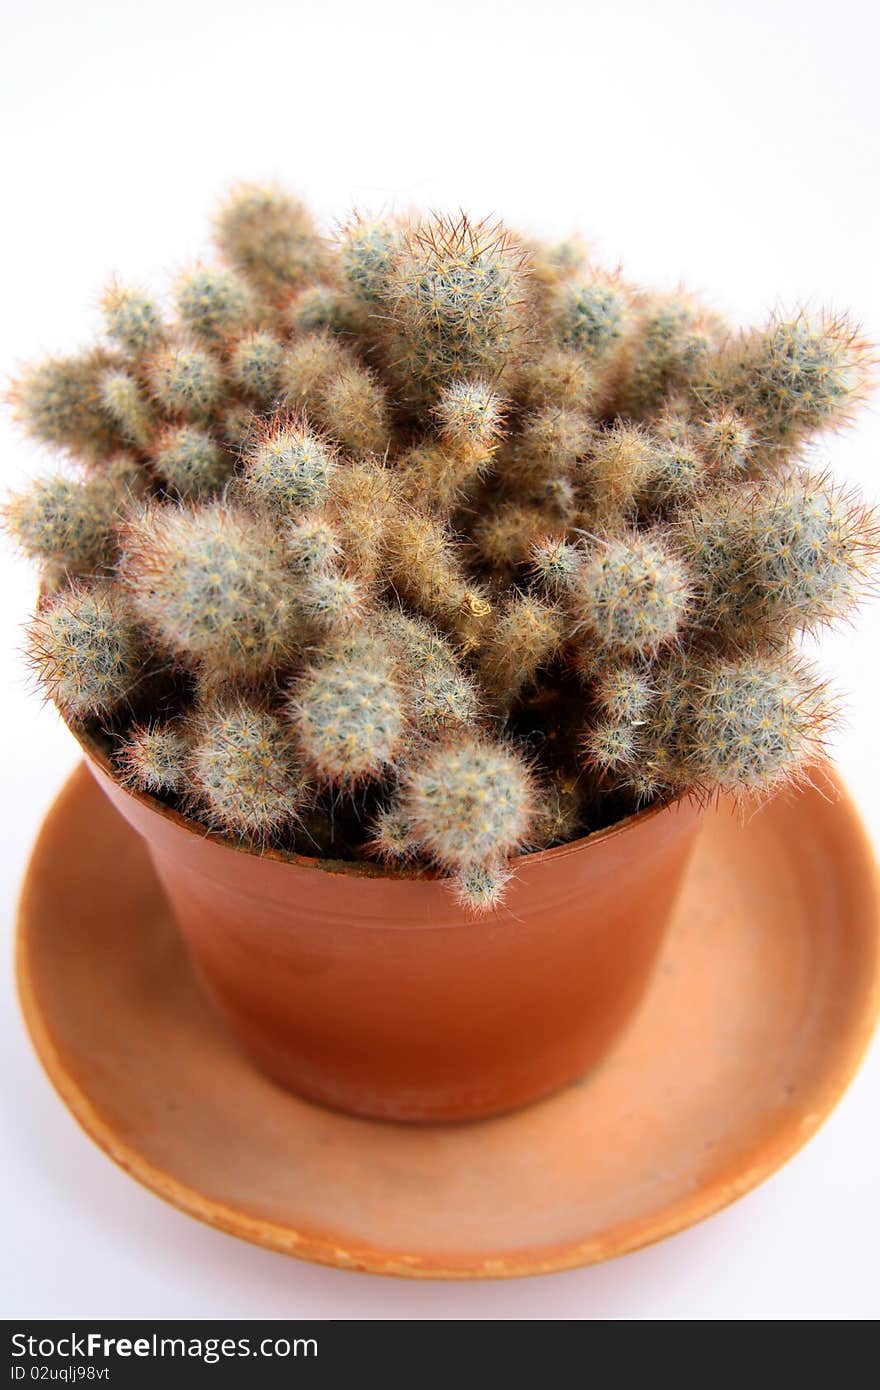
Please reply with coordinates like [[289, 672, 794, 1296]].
[[1, 0, 878, 1320]]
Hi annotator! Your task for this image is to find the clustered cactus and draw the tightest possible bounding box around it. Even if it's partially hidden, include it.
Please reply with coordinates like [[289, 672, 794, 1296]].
[[6, 183, 877, 913]]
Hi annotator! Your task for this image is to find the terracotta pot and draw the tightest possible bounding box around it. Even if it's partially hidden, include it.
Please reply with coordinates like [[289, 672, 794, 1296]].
[[80, 736, 703, 1122]]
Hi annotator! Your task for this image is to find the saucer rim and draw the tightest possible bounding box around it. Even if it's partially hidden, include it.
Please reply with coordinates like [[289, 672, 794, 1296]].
[[15, 763, 880, 1280]]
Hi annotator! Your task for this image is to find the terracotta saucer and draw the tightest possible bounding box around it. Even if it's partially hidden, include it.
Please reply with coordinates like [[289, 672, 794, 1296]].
[[16, 763, 880, 1280]]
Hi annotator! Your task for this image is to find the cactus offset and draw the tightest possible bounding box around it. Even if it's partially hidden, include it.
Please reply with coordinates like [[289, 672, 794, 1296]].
[[190, 698, 306, 840], [25, 585, 146, 722], [122, 502, 296, 676]]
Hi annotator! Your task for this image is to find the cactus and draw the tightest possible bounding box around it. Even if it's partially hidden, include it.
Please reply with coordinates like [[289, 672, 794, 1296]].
[[117, 720, 189, 793], [8, 181, 877, 898], [25, 585, 146, 722], [531, 775, 586, 848], [644, 432, 707, 509], [385, 509, 492, 648], [330, 459, 399, 586], [319, 362, 390, 456], [340, 216, 401, 303], [683, 472, 878, 641], [122, 502, 296, 676], [99, 370, 155, 448], [452, 860, 514, 914], [295, 567, 367, 634], [148, 344, 224, 420], [586, 422, 658, 526], [288, 652, 406, 787], [682, 654, 834, 797], [382, 214, 527, 396], [286, 283, 354, 335], [709, 311, 872, 456], [151, 424, 233, 499], [176, 266, 256, 343], [279, 331, 349, 409], [401, 736, 537, 873], [508, 405, 594, 485], [473, 503, 551, 574], [574, 532, 692, 657], [514, 347, 597, 411], [285, 513, 340, 574], [10, 351, 122, 458], [4, 473, 121, 574], [412, 663, 481, 731], [697, 408, 753, 479], [529, 535, 583, 595], [101, 283, 165, 356], [229, 330, 284, 405], [286, 282, 355, 336], [190, 698, 306, 840], [478, 594, 566, 707], [241, 417, 335, 512], [552, 274, 628, 361], [368, 800, 416, 861], [619, 293, 726, 418], [213, 183, 324, 297], [433, 378, 506, 459], [593, 661, 654, 723], [583, 719, 639, 778]]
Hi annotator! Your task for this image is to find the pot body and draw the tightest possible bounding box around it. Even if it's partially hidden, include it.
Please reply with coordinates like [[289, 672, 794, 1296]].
[[86, 753, 702, 1122]]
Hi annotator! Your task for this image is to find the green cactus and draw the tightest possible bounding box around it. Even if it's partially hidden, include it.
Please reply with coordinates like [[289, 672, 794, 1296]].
[[683, 653, 833, 797], [697, 408, 753, 478], [117, 720, 189, 793], [176, 266, 256, 343], [295, 567, 366, 634], [122, 502, 296, 676], [412, 664, 481, 732], [229, 330, 284, 406], [382, 213, 527, 395], [190, 698, 306, 840], [9, 180, 878, 891], [25, 585, 146, 723], [574, 532, 692, 657], [213, 183, 324, 297], [683, 472, 878, 641], [148, 344, 224, 420], [620, 293, 726, 417], [401, 736, 537, 872], [452, 860, 514, 914], [286, 283, 354, 335], [339, 216, 401, 303], [552, 275, 628, 360], [285, 513, 340, 573], [151, 424, 232, 499], [593, 662, 654, 723], [709, 311, 872, 455], [288, 652, 406, 787], [10, 351, 122, 458], [99, 370, 155, 449], [4, 473, 121, 574], [433, 378, 507, 459], [101, 283, 166, 356], [241, 418, 335, 513]]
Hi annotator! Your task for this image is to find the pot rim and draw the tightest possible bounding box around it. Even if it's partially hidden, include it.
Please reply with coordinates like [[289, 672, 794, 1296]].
[[74, 722, 695, 882]]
